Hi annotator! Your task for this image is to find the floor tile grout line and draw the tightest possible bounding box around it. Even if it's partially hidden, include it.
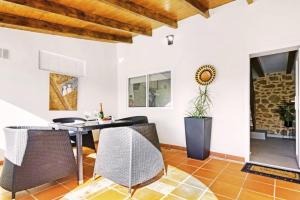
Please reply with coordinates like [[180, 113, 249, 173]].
[[190, 157, 212, 176], [276, 184, 300, 192], [198, 161, 231, 200], [57, 181, 72, 191], [239, 177, 275, 198], [26, 183, 58, 196], [159, 157, 212, 200], [26, 191, 38, 200], [235, 173, 249, 200], [245, 177, 276, 187], [21, 148, 295, 200]]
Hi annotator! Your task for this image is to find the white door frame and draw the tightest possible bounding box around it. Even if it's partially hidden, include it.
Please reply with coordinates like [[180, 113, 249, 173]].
[[248, 46, 300, 170], [296, 50, 300, 167]]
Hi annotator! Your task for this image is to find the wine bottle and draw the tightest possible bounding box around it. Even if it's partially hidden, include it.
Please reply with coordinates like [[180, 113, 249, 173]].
[[99, 103, 104, 119]]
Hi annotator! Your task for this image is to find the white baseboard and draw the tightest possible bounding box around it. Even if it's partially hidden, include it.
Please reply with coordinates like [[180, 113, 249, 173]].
[[251, 131, 266, 140], [267, 133, 296, 139]]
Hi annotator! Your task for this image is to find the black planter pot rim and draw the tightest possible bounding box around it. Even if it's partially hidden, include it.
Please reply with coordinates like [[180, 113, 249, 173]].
[[185, 116, 212, 119]]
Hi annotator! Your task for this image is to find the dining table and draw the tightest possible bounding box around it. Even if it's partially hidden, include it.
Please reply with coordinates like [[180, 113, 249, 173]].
[[56, 119, 134, 184]]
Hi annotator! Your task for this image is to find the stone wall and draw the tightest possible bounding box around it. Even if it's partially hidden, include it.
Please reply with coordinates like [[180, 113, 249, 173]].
[[254, 72, 295, 135]]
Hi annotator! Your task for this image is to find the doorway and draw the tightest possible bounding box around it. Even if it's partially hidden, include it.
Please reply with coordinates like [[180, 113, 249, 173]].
[[250, 49, 299, 170]]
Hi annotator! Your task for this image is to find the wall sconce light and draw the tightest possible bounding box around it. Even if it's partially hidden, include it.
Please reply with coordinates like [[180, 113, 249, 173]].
[[166, 35, 174, 45]]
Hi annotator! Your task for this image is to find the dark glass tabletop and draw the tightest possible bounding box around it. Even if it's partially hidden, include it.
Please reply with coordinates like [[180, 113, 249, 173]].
[[56, 120, 134, 132]]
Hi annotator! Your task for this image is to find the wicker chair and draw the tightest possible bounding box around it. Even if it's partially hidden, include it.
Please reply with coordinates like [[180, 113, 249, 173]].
[[93, 123, 165, 195], [115, 116, 148, 125], [0, 128, 77, 199], [53, 117, 96, 151]]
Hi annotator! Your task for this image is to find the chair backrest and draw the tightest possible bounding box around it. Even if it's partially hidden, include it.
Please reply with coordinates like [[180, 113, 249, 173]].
[[116, 116, 148, 124], [0, 129, 77, 193], [131, 123, 161, 152], [18, 130, 76, 188], [52, 117, 86, 123], [94, 123, 164, 187]]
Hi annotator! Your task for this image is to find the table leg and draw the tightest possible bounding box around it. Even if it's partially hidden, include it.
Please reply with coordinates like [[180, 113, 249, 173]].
[[76, 129, 84, 184]]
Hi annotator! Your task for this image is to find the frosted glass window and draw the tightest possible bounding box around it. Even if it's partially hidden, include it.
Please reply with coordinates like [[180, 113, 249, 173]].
[[148, 71, 171, 107], [128, 76, 146, 107]]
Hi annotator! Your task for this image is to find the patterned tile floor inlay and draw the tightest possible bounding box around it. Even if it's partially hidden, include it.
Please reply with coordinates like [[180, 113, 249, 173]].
[[0, 147, 300, 199]]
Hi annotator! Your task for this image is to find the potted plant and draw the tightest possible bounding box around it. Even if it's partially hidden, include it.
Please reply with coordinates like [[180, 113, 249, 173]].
[[276, 101, 295, 128], [184, 86, 212, 160]]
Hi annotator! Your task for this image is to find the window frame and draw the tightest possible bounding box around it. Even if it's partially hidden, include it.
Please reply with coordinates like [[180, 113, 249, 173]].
[[128, 75, 147, 108], [127, 70, 172, 109]]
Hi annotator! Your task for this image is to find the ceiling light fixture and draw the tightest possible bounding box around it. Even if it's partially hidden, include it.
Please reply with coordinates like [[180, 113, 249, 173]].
[[166, 35, 174, 45]]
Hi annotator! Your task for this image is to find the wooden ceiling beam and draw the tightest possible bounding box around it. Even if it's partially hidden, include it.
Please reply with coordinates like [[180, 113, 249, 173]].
[[0, 12, 132, 43], [97, 0, 178, 28], [286, 51, 297, 74], [184, 0, 209, 18], [247, 0, 254, 4], [251, 57, 264, 77], [3, 0, 152, 36]]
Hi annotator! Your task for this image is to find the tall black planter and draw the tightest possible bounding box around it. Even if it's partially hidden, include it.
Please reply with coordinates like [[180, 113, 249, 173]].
[[184, 117, 212, 160]]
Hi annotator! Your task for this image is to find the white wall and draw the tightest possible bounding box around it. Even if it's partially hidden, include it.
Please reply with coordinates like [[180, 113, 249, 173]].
[[117, 0, 300, 159], [0, 28, 118, 159]]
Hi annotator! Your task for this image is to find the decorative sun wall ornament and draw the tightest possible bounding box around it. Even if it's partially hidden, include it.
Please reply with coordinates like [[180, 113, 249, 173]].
[[195, 65, 216, 85]]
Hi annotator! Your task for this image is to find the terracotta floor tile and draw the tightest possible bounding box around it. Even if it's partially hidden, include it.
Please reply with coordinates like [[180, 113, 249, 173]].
[[165, 160, 182, 167], [276, 180, 300, 191], [209, 180, 241, 199], [18, 195, 36, 200], [200, 192, 233, 200], [202, 162, 227, 172], [171, 183, 204, 199], [194, 168, 220, 179], [221, 168, 247, 178], [83, 165, 95, 177], [207, 159, 230, 166], [246, 174, 275, 185], [83, 158, 96, 166], [132, 188, 164, 200], [243, 180, 274, 197], [238, 189, 273, 200], [226, 162, 244, 171], [166, 157, 187, 165], [56, 176, 77, 184], [34, 184, 69, 200], [61, 179, 79, 190], [16, 191, 35, 200], [275, 187, 300, 200], [181, 158, 207, 167], [216, 173, 245, 187], [9, 146, 289, 200], [177, 164, 199, 174], [173, 150, 187, 156], [90, 189, 127, 200], [193, 175, 214, 187], [27, 182, 57, 194], [164, 154, 177, 161]]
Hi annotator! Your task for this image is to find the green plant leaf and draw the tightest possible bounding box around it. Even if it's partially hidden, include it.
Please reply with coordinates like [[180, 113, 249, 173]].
[[186, 85, 212, 118]]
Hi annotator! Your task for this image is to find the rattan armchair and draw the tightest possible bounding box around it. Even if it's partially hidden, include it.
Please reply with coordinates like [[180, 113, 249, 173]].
[[93, 123, 165, 195], [0, 128, 77, 199]]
